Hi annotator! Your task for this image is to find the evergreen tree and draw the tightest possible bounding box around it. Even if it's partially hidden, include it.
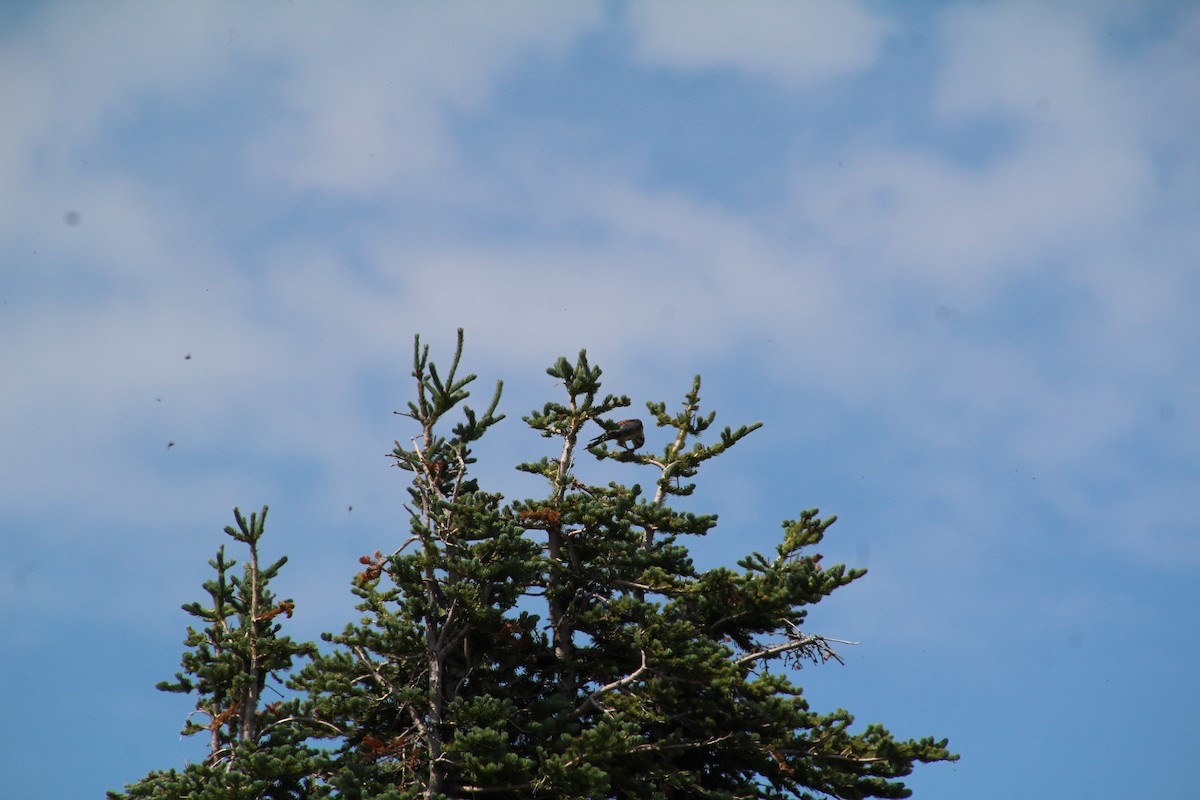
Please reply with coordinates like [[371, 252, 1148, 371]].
[[109, 508, 327, 800], [114, 331, 956, 799]]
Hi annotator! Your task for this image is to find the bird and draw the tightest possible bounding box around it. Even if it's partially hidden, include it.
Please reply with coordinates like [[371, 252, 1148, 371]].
[[587, 418, 644, 451]]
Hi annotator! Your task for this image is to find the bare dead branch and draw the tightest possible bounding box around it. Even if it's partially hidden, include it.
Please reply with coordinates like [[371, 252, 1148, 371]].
[[736, 625, 859, 668], [351, 644, 398, 701], [629, 732, 734, 754], [569, 650, 649, 719]]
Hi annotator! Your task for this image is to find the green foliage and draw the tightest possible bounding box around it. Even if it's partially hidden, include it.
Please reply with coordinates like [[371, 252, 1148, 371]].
[[109, 508, 329, 800], [114, 331, 956, 799]]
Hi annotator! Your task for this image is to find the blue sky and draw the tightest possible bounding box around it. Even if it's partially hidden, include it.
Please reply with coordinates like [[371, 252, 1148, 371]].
[[2, 2, 1197, 797]]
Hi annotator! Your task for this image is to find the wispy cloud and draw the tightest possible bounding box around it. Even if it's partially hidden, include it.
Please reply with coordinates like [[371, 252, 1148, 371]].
[[627, 0, 892, 88]]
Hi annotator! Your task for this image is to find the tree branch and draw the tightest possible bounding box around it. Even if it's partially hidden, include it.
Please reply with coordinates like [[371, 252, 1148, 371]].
[[569, 650, 649, 719], [736, 628, 859, 668], [629, 732, 734, 754]]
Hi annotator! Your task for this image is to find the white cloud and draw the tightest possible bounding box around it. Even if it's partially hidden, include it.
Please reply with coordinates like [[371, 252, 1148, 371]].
[[627, 0, 892, 88], [788, 3, 1169, 305], [0, 1, 604, 230], [0, 0, 608, 524], [243, 1, 603, 194], [775, 1, 1186, 482], [935, 3, 1108, 125], [0, 3, 233, 227], [1, 1, 1195, 625], [791, 134, 1150, 308]]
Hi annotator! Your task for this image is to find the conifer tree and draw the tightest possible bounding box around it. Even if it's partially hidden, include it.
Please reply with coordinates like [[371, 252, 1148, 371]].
[[109, 508, 326, 800], [114, 331, 956, 799], [296, 331, 955, 798]]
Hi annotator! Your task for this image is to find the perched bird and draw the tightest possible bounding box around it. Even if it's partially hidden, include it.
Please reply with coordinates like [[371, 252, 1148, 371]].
[[587, 418, 644, 451]]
